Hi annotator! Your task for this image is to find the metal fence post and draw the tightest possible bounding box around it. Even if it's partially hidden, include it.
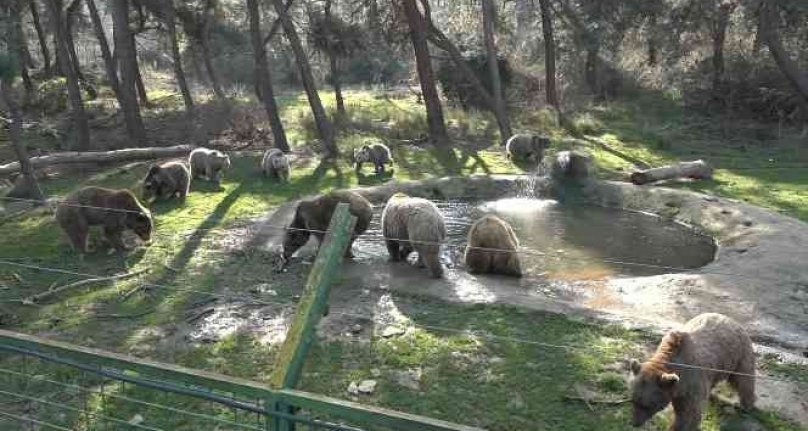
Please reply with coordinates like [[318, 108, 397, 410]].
[[268, 203, 357, 430]]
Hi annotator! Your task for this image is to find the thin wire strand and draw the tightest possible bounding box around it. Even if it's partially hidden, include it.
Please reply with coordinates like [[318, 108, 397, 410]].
[[0, 409, 71, 431], [0, 388, 166, 431], [0, 261, 800, 384], [0, 367, 264, 431]]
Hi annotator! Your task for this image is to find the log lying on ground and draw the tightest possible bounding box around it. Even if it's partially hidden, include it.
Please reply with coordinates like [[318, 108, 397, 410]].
[[0, 145, 195, 176], [630, 160, 713, 185]]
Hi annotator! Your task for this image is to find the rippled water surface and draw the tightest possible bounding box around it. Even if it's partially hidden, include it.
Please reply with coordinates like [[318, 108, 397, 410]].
[[355, 198, 716, 279]]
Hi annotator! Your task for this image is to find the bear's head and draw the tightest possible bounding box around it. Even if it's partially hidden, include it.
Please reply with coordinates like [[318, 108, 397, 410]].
[[142, 165, 165, 201], [281, 202, 313, 260], [628, 359, 680, 427], [214, 153, 231, 172], [127, 210, 153, 244], [353, 146, 372, 163]]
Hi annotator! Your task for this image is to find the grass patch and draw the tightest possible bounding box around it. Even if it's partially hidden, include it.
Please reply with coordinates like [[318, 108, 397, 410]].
[[1, 89, 806, 431]]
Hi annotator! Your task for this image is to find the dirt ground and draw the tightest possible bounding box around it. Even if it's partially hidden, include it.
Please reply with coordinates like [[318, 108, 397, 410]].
[[186, 175, 808, 425]]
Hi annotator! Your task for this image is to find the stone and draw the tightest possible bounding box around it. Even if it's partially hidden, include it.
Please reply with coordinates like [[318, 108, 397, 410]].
[[350, 324, 363, 334], [380, 326, 405, 338], [347, 381, 359, 395], [391, 369, 421, 391], [357, 380, 377, 394]]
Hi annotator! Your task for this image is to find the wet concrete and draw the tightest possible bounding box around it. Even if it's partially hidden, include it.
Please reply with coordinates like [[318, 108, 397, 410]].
[[205, 174, 807, 425]]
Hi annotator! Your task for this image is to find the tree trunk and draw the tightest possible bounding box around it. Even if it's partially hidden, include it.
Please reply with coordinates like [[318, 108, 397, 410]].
[[0, 145, 194, 176], [711, 2, 733, 94], [329, 54, 345, 116], [166, 0, 194, 112], [86, 0, 121, 100], [630, 160, 714, 185], [538, 0, 558, 108], [9, 0, 34, 99], [247, 0, 289, 152], [30, 0, 52, 76], [1, 79, 45, 201], [482, 0, 511, 143], [46, 0, 91, 150], [111, 0, 147, 145], [324, 0, 345, 116], [64, 0, 86, 84], [199, 0, 226, 100], [131, 33, 150, 106], [403, 0, 448, 146], [271, 0, 337, 157], [759, 0, 808, 105], [425, 18, 509, 142]]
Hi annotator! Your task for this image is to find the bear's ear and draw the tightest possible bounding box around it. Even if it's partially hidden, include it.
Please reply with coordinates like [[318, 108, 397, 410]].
[[658, 373, 679, 388], [628, 358, 642, 375], [666, 330, 687, 349], [147, 165, 161, 175]]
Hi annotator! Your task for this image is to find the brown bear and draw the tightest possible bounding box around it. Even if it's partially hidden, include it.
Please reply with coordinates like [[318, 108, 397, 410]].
[[629, 313, 756, 431], [141, 161, 191, 202], [381, 193, 446, 278], [550, 150, 594, 182], [280, 190, 373, 263], [55, 186, 153, 253], [506, 133, 550, 171], [261, 148, 291, 182], [353, 142, 393, 175], [464, 215, 522, 277], [189, 147, 231, 184]]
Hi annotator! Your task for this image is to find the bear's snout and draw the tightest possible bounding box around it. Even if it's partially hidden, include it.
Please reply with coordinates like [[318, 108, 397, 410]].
[[631, 408, 652, 427]]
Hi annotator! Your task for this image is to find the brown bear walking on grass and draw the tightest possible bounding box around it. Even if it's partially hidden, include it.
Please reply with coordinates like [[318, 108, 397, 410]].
[[280, 190, 373, 263], [56, 187, 153, 254], [142, 161, 191, 202], [464, 215, 522, 277], [629, 313, 756, 431], [381, 193, 446, 278], [189, 147, 231, 184]]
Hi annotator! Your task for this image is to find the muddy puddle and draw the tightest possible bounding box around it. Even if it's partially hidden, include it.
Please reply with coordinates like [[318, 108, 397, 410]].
[[353, 198, 716, 280]]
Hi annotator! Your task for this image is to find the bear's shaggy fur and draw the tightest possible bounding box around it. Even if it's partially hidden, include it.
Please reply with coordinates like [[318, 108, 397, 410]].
[[381, 193, 446, 278], [550, 150, 594, 182], [505, 133, 550, 170], [464, 215, 522, 277], [629, 313, 755, 430], [189, 147, 231, 183], [261, 148, 291, 182], [281, 190, 373, 262], [142, 161, 191, 202], [56, 187, 153, 253], [353, 142, 393, 175]]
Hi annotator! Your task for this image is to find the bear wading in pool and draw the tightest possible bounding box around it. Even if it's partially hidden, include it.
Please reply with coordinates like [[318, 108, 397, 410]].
[[56, 186, 153, 254], [465, 214, 522, 277], [142, 161, 190, 202], [189, 147, 231, 184], [629, 313, 756, 431], [381, 193, 446, 278], [279, 190, 373, 266]]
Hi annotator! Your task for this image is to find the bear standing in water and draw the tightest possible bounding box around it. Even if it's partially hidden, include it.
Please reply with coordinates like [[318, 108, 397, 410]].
[[629, 313, 756, 431], [381, 193, 446, 278], [141, 161, 191, 202], [280, 190, 373, 264], [464, 215, 522, 277], [56, 187, 153, 254]]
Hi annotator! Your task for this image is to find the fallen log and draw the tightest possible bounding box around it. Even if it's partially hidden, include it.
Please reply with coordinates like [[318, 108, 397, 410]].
[[22, 268, 148, 304], [0, 145, 195, 176], [630, 160, 713, 185]]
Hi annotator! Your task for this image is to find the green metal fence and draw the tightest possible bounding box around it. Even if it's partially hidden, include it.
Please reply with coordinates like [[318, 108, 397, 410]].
[[0, 204, 483, 431]]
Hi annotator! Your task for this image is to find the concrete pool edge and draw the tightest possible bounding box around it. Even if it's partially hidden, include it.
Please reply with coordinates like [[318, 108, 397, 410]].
[[339, 174, 808, 351]]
